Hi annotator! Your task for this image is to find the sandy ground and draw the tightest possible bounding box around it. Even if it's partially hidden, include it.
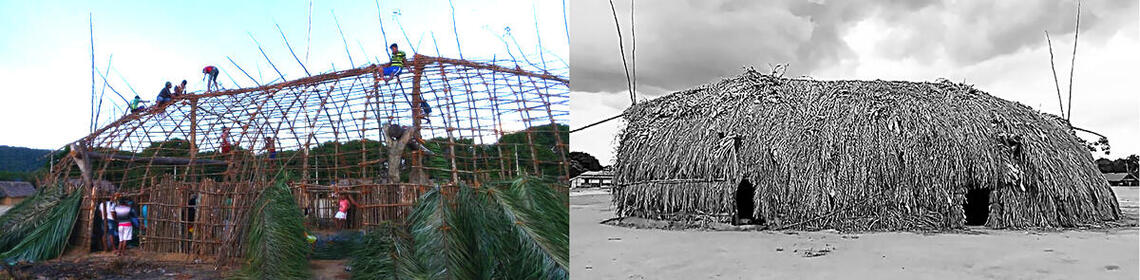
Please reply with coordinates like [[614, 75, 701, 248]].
[[571, 187, 1140, 280]]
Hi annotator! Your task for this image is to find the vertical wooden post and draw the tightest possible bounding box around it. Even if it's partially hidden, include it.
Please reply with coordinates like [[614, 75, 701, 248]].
[[187, 99, 198, 181], [408, 54, 428, 184], [302, 144, 310, 182], [72, 143, 97, 251], [436, 61, 461, 184]]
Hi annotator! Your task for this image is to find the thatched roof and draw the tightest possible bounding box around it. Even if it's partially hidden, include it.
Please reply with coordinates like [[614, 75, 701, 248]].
[[612, 69, 1120, 230], [0, 181, 35, 198], [1103, 173, 1137, 182], [572, 170, 613, 180]]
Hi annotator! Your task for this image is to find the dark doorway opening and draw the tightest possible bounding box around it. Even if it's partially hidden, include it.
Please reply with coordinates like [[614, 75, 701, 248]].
[[735, 179, 756, 225], [964, 188, 991, 226]]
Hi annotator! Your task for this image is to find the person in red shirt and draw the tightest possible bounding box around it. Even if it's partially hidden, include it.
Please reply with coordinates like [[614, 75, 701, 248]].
[[265, 137, 276, 159], [220, 126, 232, 154], [334, 188, 360, 230], [202, 66, 220, 91]]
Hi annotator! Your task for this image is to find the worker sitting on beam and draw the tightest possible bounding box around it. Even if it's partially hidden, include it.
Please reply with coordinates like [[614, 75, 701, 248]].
[[156, 81, 173, 106], [382, 43, 406, 83], [129, 95, 148, 113]]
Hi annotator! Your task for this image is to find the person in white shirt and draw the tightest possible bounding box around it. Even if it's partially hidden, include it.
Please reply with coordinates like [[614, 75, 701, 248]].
[[97, 194, 119, 252], [113, 198, 139, 255]]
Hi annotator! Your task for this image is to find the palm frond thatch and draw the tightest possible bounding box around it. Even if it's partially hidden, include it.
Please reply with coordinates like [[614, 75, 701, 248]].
[[349, 175, 568, 280], [233, 178, 311, 280], [613, 69, 1121, 230], [0, 186, 67, 252], [0, 188, 82, 263]]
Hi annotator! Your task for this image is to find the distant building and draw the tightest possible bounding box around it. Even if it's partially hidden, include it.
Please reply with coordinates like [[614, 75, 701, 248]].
[[571, 170, 613, 189], [0, 181, 36, 205], [1103, 173, 1138, 186]]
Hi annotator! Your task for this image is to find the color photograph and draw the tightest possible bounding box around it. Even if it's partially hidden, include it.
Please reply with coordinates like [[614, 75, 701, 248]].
[[0, 0, 569, 279]]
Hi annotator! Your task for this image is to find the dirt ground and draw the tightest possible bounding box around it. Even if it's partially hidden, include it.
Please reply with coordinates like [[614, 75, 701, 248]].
[[0, 252, 356, 280], [571, 187, 1140, 280], [310, 259, 352, 279], [0, 252, 223, 280]]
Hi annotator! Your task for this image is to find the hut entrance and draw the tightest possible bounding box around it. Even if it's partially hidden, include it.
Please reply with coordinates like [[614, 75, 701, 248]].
[[963, 188, 991, 226], [734, 179, 756, 224]]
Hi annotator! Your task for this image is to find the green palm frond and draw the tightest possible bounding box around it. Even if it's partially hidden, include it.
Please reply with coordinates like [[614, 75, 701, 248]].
[[0, 186, 67, 252], [233, 177, 311, 280], [444, 185, 496, 280], [483, 176, 569, 279], [349, 175, 568, 280], [348, 223, 399, 279], [404, 187, 450, 280], [0, 188, 82, 263]]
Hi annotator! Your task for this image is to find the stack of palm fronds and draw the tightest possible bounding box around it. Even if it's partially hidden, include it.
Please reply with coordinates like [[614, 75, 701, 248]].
[[234, 177, 311, 279], [613, 69, 1121, 230], [349, 175, 568, 279], [0, 185, 82, 263]]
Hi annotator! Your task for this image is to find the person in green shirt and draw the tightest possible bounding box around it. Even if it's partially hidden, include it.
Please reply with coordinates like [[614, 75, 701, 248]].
[[382, 43, 406, 82], [129, 95, 148, 113]]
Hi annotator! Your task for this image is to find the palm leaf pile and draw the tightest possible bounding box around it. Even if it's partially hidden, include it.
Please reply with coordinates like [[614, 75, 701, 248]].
[[613, 69, 1121, 231], [349, 175, 569, 280], [0, 185, 82, 263], [0, 186, 65, 252], [234, 177, 311, 279]]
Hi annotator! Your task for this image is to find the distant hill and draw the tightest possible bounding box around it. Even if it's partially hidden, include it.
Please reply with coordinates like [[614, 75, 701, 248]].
[[0, 145, 52, 173]]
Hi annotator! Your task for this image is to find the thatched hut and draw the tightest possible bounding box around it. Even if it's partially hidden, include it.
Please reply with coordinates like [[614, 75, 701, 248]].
[[612, 69, 1121, 231]]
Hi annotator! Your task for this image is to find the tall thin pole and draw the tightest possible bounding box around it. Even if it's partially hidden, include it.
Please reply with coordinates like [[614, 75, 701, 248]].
[[1045, 31, 1065, 118], [89, 13, 96, 133], [306, 0, 313, 64], [608, 0, 635, 105], [448, 0, 463, 59], [394, 11, 417, 54], [630, 0, 636, 96], [375, 0, 392, 60], [276, 23, 311, 76], [562, 0, 570, 45], [332, 10, 355, 67], [1066, 0, 1081, 122]]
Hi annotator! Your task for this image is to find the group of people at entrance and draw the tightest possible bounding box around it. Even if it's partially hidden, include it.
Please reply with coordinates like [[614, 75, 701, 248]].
[[97, 193, 145, 255]]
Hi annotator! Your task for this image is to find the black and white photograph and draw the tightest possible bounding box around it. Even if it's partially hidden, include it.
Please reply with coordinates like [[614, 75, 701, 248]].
[[569, 0, 1139, 279]]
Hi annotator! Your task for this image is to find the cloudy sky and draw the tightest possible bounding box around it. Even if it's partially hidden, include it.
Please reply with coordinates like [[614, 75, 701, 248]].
[[570, 0, 1139, 164], [0, 0, 567, 150]]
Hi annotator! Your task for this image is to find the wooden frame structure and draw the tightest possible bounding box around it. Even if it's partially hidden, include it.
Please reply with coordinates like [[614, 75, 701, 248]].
[[45, 54, 569, 263]]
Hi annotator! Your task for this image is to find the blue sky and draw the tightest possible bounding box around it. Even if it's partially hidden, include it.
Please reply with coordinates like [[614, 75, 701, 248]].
[[0, 0, 568, 150]]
